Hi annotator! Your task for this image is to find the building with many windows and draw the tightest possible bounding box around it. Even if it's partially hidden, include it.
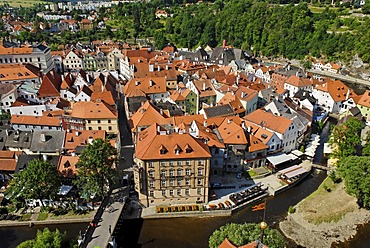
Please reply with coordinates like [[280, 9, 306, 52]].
[[133, 123, 211, 207]]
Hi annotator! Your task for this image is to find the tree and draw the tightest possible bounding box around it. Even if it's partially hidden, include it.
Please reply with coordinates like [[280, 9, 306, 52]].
[[17, 228, 66, 248], [74, 138, 117, 200], [7, 159, 61, 206], [328, 117, 364, 159], [338, 156, 370, 207], [209, 223, 285, 248]]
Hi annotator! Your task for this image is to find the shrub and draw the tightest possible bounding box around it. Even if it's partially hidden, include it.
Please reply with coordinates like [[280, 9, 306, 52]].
[[329, 171, 342, 184], [288, 205, 296, 214]]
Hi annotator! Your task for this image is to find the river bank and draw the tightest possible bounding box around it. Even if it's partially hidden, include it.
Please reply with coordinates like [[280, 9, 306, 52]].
[[280, 177, 370, 247]]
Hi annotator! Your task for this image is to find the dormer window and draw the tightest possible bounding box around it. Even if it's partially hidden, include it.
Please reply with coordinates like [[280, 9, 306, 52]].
[[160, 145, 168, 154], [185, 144, 193, 153], [174, 144, 182, 155], [64, 161, 70, 168]]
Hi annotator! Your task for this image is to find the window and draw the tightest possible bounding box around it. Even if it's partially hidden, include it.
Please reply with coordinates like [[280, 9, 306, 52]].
[[169, 161, 174, 166], [161, 180, 166, 187], [149, 181, 154, 188], [161, 161, 165, 166], [198, 168, 203, 176], [197, 179, 202, 185], [178, 161, 182, 165], [149, 191, 154, 197], [108, 120, 111, 124], [185, 179, 190, 185], [177, 169, 182, 176], [186, 169, 191, 176], [198, 160, 203, 165], [148, 162, 154, 168], [177, 179, 182, 186], [186, 160, 191, 165], [148, 170, 154, 177], [197, 188, 202, 195], [170, 179, 174, 186], [97, 120, 101, 124], [177, 189, 181, 196], [108, 126, 112, 131], [185, 189, 190, 195], [161, 170, 166, 177], [89, 127, 92, 130], [170, 190, 174, 196], [169, 170, 174, 176], [162, 190, 166, 196]]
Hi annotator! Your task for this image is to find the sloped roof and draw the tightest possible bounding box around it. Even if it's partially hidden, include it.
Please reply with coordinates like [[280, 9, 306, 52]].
[[204, 104, 235, 118], [124, 77, 167, 96], [314, 80, 357, 102], [0, 64, 40, 81], [58, 155, 79, 178], [243, 109, 292, 134], [64, 130, 106, 151], [135, 123, 211, 160], [130, 101, 168, 130], [70, 100, 118, 119], [357, 90, 370, 108], [217, 118, 247, 145], [0, 151, 22, 171], [38, 70, 62, 97], [30, 130, 65, 153], [285, 75, 312, 87], [11, 115, 61, 127]]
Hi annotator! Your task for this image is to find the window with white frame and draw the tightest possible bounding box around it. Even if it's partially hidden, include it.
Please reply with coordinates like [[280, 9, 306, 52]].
[[185, 179, 190, 185], [170, 179, 174, 186], [149, 191, 154, 197], [197, 178, 202, 185], [177, 169, 182, 176], [177, 189, 181, 196], [186, 169, 191, 175], [162, 190, 166, 196], [149, 181, 154, 188], [169, 161, 174, 166], [185, 189, 190, 195], [161, 180, 166, 187], [169, 190, 174, 196], [198, 168, 203, 175], [177, 179, 182, 186], [161, 170, 166, 177], [197, 188, 202, 195], [148, 162, 154, 168], [148, 170, 154, 177], [161, 161, 166, 166], [186, 160, 191, 165]]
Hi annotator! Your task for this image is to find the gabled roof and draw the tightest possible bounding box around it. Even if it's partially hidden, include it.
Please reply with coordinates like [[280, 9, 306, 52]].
[[192, 120, 225, 148], [204, 104, 235, 119], [217, 118, 247, 145], [135, 123, 211, 160], [243, 109, 293, 134], [64, 130, 106, 151], [0, 63, 40, 81], [124, 77, 167, 96], [30, 130, 65, 153], [314, 80, 357, 102], [58, 155, 79, 178], [193, 79, 216, 97], [285, 75, 312, 87], [38, 70, 62, 97], [357, 90, 370, 108], [11, 115, 61, 127], [218, 92, 246, 115], [0, 151, 22, 172], [234, 86, 258, 102], [130, 101, 168, 130], [70, 100, 118, 119]]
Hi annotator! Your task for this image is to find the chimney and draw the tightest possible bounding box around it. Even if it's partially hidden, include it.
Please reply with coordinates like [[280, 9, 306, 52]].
[[40, 133, 46, 142], [157, 125, 161, 133], [149, 80, 154, 86], [203, 82, 206, 91], [227, 119, 232, 124], [247, 126, 251, 133], [165, 64, 169, 70], [346, 89, 350, 100], [203, 121, 207, 127], [149, 64, 154, 72], [241, 92, 245, 98], [241, 121, 246, 130], [88, 137, 93, 145], [135, 81, 139, 86], [158, 65, 161, 71], [75, 131, 81, 137]]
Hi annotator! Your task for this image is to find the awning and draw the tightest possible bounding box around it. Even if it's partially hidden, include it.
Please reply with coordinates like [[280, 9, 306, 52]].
[[284, 167, 307, 179], [324, 143, 333, 154], [291, 150, 304, 157], [278, 165, 302, 174], [267, 153, 298, 166]]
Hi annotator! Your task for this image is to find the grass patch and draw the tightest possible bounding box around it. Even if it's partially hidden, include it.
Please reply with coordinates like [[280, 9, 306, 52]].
[[247, 169, 257, 178], [20, 213, 32, 221], [0, 0, 47, 7], [298, 177, 358, 225], [49, 210, 94, 220], [37, 212, 48, 221]]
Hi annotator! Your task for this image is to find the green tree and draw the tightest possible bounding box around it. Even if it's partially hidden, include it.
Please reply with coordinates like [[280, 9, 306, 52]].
[[338, 156, 370, 207], [17, 228, 66, 248], [7, 159, 61, 206], [209, 223, 285, 248], [74, 138, 117, 200], [329, 117, 364, 159]]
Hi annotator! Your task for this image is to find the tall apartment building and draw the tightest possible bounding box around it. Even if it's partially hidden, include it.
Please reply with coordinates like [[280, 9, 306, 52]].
[[0, 44, 54, 73], [133, 123, 211, 207]]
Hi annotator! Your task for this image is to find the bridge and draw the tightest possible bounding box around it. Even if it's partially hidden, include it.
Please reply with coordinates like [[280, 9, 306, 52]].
[[312, 163, 331, 171], [81, 188, 127, 248]]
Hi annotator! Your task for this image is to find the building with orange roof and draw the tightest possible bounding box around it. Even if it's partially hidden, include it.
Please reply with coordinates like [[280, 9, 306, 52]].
[[323, 62, 341, 74], [187, 79, 216, 111], [37, 69, 62, 100], [244, 109, 297, 153], [0, 83, 18, 112], [312, 80, 357, 113], [218, 91, 246, 117], [155, 9, 168, 18], [0, 63, 41, 84], [0, 151, 22, 173], [357, 90, 370, 118], [58, 155, 79, 179], [63, 50, 84, 71], [284, 75, 313, 97], [64, 129, 106, 154], [79, 19, 93, 31], [133, 123, 211, 207], [120, 48, 158, 80], [234, 86, 258, 114], [64, 100, 118, 134], [11, 114, 62, 131], [0, 44, 53, 73]]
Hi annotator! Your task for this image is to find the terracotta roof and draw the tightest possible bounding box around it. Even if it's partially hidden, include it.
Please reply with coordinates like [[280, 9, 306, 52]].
[[124, 77, 167, 96], [217, 118, 247, 144], [0, 63, 39, 81], [58, 155, 79, 178], [0, 45, 32, 55], [193, 79, 216, 97], [358, 90, 370, 108], [0, 151, 22, 171], [193, 121, 224, 148], [314, 80, 357, 102], [38, 70, 62, 97], [70, 100, 118, 119], [91, 91, 116, 106], [130, 101, 168, 130], [218, 92, 246, 115], [234, 86, 258, 102], [64, 130, 106, 151], [60, 74, 75, 90], [135, 123, 211, 160], [11, 115, 61, 127], [244, 109, 292, 134], [285, 75, 312, 87], [248, 134, 268, 152]]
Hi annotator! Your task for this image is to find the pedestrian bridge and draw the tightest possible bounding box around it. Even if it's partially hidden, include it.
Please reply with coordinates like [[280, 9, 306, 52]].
[[312, 163, 331, 171]]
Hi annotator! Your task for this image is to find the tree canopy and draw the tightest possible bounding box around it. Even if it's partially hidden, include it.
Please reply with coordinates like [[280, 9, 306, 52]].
[[7, 159, 61, 206], [74, 138, 117, 199], [338, 156, 370, 208], [328, 118, 364, 160], [209, 223, 285, 248], [17, 228, 66, 248]]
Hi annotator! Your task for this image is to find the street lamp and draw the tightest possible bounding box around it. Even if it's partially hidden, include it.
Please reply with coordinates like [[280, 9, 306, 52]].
[[259, 221, 268, 244]]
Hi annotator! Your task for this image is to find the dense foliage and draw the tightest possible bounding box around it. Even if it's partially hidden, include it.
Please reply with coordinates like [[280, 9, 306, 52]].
[[7, 159, 61, 206], [208, 223, 285, 248], [338, 156, 370, 208], [328, 117, 364, 159], [74, 138, 117, 200], [17, 228, 66, 248]]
